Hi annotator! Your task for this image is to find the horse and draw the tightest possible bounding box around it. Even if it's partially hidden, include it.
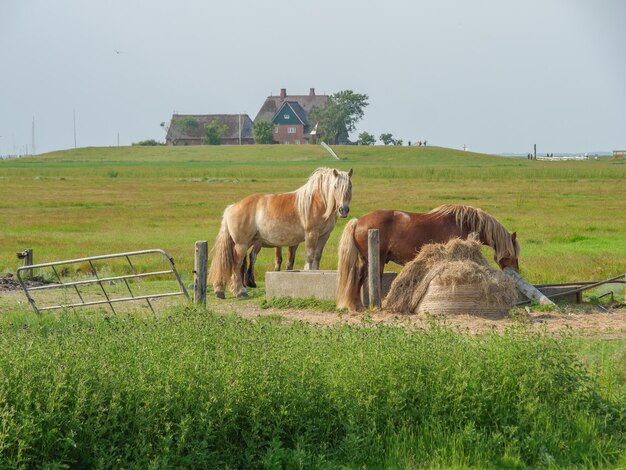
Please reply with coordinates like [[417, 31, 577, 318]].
[[336, 204, 520, 311], [241, 243, 298, 288], [209, 167, 353, 298]]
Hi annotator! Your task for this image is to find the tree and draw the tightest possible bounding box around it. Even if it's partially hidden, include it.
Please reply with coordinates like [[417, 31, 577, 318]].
[[379, 133, 394, 145], [357, 131, 376, 146], [253, 120, 275, 144], [309, 90, 369, 144], [177, 117, 199, 135], [203, 120, 223, 145], [393, 138, 403, 146]]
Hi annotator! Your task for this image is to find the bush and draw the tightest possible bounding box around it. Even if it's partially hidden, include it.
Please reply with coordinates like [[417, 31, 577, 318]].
[[0, 310, 622, 468], [132, 139, 164, 146]]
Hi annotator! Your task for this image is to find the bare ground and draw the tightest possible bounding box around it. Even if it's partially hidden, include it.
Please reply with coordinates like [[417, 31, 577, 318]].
[[208, 296, 626, 337]]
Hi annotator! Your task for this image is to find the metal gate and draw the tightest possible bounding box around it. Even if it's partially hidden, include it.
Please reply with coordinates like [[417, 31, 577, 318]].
[[16, 249, 189, 314]]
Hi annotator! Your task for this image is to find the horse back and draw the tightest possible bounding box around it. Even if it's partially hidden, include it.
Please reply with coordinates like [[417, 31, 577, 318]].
[[354, 209, 461, 265], [225, 192, 303, 246]]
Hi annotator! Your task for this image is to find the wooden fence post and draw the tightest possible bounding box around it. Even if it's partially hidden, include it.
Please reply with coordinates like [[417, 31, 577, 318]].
[[368, 229, 381, 308], [16, 248, 33, 280], [194, 241, 208, 306]]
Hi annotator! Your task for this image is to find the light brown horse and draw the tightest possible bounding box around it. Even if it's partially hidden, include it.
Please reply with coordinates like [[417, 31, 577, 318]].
[[242, 243, 298, 288], [209, 167, 353, 298], [336, 204, 520, 310]]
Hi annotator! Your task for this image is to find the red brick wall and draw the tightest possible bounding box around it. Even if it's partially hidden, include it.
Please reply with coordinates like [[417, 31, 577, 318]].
[[274, 124, 305, 144]]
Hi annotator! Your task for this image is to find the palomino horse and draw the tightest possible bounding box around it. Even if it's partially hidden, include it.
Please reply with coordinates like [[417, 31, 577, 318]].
[[336, 204, 520, 310], [209, 167, 353, 298], [242, 243, 298, 288]]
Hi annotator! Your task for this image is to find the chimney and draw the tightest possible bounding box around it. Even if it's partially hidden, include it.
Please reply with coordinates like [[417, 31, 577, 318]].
[[309, 88, 315, 96], [280, 88, 287, 99]]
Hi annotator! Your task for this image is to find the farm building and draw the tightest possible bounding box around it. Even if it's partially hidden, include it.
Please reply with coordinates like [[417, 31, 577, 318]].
[[255, 88, 329, 144], [165, 114, 254, 146]]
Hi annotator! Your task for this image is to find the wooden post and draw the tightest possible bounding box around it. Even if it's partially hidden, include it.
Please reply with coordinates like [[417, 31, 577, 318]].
[[504, 267, 557, 307], [17, 248, 33, 280], [367, 229, 381, 308], [194, 241, 208, 306]]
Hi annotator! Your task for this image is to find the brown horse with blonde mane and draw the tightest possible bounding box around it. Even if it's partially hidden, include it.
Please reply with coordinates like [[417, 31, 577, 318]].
[[336, 204, 520, 311], [209, 167, 353, 298]]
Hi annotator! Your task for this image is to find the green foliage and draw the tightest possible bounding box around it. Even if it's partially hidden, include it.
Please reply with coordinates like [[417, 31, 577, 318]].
[[380, 132, 394, 145], [203, 120, 223, 145], [176, 117, 199, 135], [132, 139, 164, 146], [309, 90, 369, 144], [393, 138, 404, 146], [357, 131, 376, 146], [253, 119, 275, 144], [260, 296, 337, 311], [0, 311, 622, 468]]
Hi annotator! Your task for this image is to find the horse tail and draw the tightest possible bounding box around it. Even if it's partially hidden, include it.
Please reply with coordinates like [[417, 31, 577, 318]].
[[336, 218, 362, 311], [208, 207, 236, 291]]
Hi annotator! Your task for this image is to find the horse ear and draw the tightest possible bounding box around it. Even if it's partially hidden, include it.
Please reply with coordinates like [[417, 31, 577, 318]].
[[348, 168, 353, 177], [512, 232, 517, 242], [333, 169, 339, 177]]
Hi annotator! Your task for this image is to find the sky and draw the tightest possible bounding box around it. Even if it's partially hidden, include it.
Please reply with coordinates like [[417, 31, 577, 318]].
[[1, 0, 625, 155]]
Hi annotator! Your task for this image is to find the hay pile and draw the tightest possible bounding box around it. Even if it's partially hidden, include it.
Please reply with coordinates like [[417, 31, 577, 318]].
[[382, 236, 516, 316]]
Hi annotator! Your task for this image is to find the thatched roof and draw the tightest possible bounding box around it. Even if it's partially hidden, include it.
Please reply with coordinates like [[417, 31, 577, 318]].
[[254, 88, 328, 123], [166, 114, 253, 142]]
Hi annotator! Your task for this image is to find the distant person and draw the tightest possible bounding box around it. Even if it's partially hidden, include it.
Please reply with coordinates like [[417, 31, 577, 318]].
[[423, 140, 427, 146]]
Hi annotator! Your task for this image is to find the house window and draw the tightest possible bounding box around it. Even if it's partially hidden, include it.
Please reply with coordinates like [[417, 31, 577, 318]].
[[284, 114, 290, 119], [274, 127, 278, 133], [288, 127, 296, 134]]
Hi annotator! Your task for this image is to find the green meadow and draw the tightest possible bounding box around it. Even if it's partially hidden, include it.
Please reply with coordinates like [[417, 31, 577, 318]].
[[1, 145, 625, 283], [0, 146, 625, 468]]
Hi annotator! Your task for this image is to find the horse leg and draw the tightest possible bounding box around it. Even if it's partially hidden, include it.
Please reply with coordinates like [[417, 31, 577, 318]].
[[273, 247, 283, 271], [214, 282, 226, 299], [244, 243, 260, 288], [303, 232, 319, 270], [286, 245, 297, 270], [311, 231, 332, 270], [240, 251, 248, 287], [356, 261, 368, 311], [230, 243, 249, 298]]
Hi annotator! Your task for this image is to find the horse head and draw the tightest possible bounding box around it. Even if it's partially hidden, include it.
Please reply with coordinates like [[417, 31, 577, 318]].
[[495, 231, 520, 271], [333, 168, 353, 218]]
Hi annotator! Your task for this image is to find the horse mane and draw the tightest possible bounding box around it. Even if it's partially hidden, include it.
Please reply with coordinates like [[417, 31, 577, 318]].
[[294, 168, 347, 222], [429, 204, 520, 260]]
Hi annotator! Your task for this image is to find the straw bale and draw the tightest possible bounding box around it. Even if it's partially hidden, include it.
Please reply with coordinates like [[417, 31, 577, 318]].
[[382, 237, 516, 315]]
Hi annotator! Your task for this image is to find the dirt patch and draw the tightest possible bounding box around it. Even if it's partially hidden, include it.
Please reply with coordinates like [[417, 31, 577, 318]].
[[0, 273, 50, 291], [209, 296, 626, 337]]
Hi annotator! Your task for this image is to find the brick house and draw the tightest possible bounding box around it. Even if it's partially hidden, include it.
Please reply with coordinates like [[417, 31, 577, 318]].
[[165, 114, 254, 146], [254, 88, 328, 144]]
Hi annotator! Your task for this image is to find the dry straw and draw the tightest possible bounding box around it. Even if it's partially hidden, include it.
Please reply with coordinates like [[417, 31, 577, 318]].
[[382, 236, 516, 316]]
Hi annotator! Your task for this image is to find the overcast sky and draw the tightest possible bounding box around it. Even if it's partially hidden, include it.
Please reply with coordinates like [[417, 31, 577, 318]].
[[1, 0, 625, 155]]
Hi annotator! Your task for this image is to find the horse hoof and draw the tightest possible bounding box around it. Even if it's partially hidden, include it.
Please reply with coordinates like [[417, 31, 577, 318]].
[[215, 292, 226, 299], [247, 281, 257, 288], [237, 292, 249, 299]]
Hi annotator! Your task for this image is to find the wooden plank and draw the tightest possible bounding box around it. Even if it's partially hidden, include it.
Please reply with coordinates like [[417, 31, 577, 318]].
[[504, 267, 557, 307]]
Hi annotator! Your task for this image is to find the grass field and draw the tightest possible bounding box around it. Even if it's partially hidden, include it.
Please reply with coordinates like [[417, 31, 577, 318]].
[[0, 145, 625, 468], [1, 145, 624, 284]]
